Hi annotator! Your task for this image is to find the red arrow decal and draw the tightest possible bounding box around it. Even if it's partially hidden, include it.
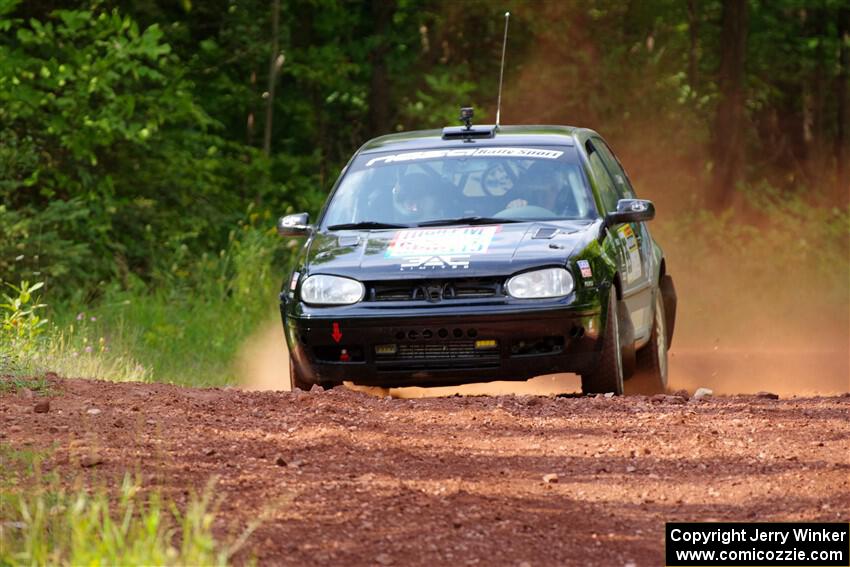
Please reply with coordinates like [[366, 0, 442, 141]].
[[331, 322, 343, 343]]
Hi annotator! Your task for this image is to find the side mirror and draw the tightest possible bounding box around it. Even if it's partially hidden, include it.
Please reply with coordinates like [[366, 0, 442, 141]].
[[278, 213, 311, 236], [604, 199, 655, 227]]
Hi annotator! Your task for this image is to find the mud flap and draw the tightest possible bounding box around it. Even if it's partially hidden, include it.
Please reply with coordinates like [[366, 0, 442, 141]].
[[660, 274, 677, 348], [617, 299, 636, 379]]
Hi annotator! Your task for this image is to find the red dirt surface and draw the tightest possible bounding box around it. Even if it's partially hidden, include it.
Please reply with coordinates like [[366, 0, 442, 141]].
[[2, 376, 849, 566]]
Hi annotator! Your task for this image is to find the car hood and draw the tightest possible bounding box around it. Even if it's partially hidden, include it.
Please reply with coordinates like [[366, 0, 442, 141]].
[[304, 221, 598, 280]]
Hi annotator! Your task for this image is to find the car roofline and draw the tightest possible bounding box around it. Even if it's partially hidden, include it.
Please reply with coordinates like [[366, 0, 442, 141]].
[[356, 124, 595, 155]]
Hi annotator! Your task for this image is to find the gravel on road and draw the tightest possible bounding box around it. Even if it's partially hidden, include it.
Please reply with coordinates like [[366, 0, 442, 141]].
[[2, 377, 848, 566]]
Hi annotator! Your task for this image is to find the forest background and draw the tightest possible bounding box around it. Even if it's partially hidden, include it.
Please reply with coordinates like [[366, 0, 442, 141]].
[[1, 0, 848, 387]]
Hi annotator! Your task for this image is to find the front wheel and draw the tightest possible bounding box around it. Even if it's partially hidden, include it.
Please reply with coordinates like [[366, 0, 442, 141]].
[[632, 291, 669, 394], [289, 358, 340, 391], [289, 357, 312, 391], [581, 289, 624, 395]]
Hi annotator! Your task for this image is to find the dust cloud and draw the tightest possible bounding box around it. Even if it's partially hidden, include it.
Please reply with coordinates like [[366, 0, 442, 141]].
[[236, 320, 290, 392], [660, 267, 849, 395]]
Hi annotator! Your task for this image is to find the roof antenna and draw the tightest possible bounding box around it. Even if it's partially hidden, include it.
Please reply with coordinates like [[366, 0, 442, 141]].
[[495, 11, 510, 129]]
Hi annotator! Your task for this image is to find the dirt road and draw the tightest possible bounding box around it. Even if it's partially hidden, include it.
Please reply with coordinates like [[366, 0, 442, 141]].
[[2, 377, 849, 566]]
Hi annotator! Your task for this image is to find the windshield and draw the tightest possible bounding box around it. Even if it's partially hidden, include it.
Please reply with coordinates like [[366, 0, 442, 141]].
[[321, 145, 597, 229]]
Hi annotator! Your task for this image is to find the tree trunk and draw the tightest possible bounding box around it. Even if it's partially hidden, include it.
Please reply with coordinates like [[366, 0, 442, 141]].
[[775, 80, 807, 184], [836, 7, 849, 204], [247, 71, 257, 146], [687, 0, 699, 94], [367, 0, 394, 137], [263, 0, 282, 157], [802, 7, 827, 188], [709, 0, 748, 211], [807, 8, 827, 147]]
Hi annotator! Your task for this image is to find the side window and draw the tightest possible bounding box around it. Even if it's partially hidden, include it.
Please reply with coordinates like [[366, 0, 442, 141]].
[[585, 140, 620, 212], [593, 137, 636, 199]]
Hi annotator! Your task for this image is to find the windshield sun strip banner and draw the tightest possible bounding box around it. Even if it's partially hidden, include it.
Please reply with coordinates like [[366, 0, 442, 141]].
[[365, 147, 564, 167]]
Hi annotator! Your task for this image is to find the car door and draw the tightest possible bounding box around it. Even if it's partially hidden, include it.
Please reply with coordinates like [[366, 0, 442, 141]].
[[584, 137, 654, 344]]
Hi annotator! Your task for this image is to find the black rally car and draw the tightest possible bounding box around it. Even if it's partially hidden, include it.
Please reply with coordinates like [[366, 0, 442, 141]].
[[278, 116, 676, 395]]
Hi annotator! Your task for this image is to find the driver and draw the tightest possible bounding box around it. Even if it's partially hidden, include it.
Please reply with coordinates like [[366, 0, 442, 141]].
[[392, 172, 444, 220], [506, 165, 561, 211]]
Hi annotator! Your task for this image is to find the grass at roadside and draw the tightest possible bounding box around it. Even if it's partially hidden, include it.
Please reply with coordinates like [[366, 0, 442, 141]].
[[45, 289, 279, 387], [0, 444, 253, 566], [2, 220, 288, 387], [38, 221, 286, 387], [0, 376, 51, 395]]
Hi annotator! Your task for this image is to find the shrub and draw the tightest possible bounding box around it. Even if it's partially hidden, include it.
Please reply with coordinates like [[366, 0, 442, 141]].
[[0, 280, 48, 374]]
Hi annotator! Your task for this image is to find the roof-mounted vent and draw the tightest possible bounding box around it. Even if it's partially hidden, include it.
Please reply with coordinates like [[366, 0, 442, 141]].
[[441, 125, 497, 140]]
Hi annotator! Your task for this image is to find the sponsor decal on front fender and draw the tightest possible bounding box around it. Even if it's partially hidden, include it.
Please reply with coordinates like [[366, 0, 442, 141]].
[[617, 225, 642, 283], [577, 259, 594, 287]]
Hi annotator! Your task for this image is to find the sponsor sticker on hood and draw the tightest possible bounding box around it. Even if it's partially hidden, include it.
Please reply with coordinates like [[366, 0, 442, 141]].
[[386, 226, 499, 258]]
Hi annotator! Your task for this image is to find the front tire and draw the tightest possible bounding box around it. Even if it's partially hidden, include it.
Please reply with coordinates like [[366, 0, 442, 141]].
[[289, 357, 312, 391], [581, 289, 624, 395], [660, 274, 676, 347], [632, 291, 669, 394]]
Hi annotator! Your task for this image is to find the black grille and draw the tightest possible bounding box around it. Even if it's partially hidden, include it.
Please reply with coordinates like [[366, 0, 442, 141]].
[[375, 340, 497, 361], [376, 359, 500, 372], [367, 278, 504, 302]]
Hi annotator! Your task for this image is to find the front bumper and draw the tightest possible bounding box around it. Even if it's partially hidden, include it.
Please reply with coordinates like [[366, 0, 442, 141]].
[[283, 304, 603, 388]]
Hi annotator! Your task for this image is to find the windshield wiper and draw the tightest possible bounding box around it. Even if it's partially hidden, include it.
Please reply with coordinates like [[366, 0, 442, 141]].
[[416, 216, 523, 227], [326, 221, 411, 231]]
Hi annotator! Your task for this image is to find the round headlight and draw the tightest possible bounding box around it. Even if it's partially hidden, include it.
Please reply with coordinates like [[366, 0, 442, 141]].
[[506, 267, 574, 299], [300, 275, 365, 306]]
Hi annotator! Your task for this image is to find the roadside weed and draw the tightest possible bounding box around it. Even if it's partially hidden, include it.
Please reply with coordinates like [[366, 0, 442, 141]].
[[0, 467, 231, 566], [0, 280, 48, 375], [0, 375, 50, 395]]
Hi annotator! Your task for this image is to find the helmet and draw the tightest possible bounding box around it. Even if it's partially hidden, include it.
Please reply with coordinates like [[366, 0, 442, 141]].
[[518, 163, 564, 211], [392, 172, 440, 219]]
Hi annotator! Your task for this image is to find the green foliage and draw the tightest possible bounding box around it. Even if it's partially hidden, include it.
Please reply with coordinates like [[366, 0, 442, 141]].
[[0, 280, 48, 373], [0, 375, 50, 395], [1, 215, 282, 386], [0, 199, 95, 291], [400, 69, 480, 129], [45, 222, 282, 387], [0, 469, 230, 566], [0, 277, 148, 380], [0, 5, 287, 295], [0, 0, 510, 300]]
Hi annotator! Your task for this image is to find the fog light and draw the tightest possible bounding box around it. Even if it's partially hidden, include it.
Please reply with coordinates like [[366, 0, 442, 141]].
[[375, 344, 397, 355], [474, 339, 498, 350]]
